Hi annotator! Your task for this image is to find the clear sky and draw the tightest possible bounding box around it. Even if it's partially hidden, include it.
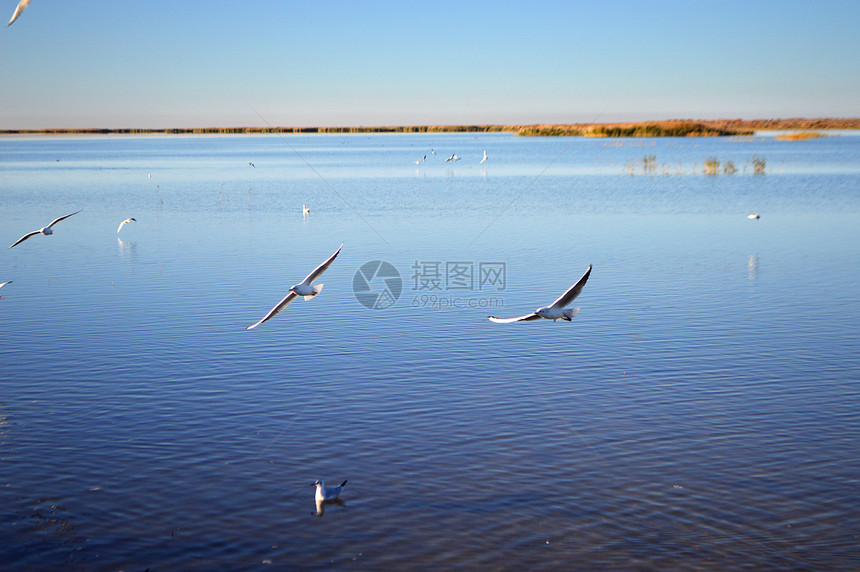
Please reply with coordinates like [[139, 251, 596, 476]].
[[1, 0, 858, 129]]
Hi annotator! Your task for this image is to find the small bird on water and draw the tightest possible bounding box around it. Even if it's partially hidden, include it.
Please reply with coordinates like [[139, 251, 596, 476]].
[[312, 480, 347, 503]]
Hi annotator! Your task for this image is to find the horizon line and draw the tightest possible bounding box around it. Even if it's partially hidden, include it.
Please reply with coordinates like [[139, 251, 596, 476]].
[[1, 117, 858, 136]]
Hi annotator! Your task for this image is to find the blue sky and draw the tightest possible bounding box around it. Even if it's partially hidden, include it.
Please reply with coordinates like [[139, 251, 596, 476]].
[[1, 0, 858, 129]]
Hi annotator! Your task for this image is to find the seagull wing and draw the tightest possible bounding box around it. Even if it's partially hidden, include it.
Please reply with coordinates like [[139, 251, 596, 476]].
[[117, 221, 126, 233], [7, 0, 31, 26], [246, 291, 298, 330], [299, 243, 343, 286], [488, 313, 541, 323], [0, 281, 11, 288], [549, 265, 592, 309], [9, 230, 40, 248], [46, 210, 81, 229]]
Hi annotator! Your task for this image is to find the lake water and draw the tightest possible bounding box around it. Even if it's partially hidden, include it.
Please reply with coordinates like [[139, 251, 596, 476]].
[[1, 132, 858, 569]]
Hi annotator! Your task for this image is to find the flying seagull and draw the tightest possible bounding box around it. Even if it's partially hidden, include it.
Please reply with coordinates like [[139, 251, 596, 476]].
[[9, 210, 81, 248], [413, 155, 426, 165], [117, 217, 137, 233], [7, 0, 31, 26], [246, 243, 343, 329], [312, 480, 347, 503], [0, 280, 11, 295], [248, 162, 255, 168], [480, 150, 488, 164], [747, 213, 760, 220], [489, 264, 592, 323], [445, 154, 461, 162], [302, 204, 310, 216]]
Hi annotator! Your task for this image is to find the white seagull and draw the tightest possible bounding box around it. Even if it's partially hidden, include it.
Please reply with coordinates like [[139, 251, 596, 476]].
[[413, 155, 426, 165], [747, 213, 760, 220], [480, 150, 488, 164], [312, 480, 347, 503], [7, 0, 31, 27], [489, 264, 592, 323], [117, 217, 137, 233], [302, 204, 310, 216], [9, 210, 81, 249], [0, 280, 11, 295], [246, 243, 343, 329], [446, 154, 461, 162]]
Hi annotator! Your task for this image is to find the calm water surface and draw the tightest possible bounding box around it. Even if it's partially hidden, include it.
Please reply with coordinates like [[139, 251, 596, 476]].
[[1, 133, 859, 569]]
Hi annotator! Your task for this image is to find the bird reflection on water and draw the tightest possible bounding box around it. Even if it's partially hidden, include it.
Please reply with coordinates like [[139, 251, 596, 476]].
[[117, 237, 138, 262]]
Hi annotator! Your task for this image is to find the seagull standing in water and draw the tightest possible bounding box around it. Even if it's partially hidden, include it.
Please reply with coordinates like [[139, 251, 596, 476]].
[[9, 210, 81, 248], [489, 265, 592, 323], [117, 217, 137, 233], [7, 0, 31, 26], [246, 243, 343, 329]]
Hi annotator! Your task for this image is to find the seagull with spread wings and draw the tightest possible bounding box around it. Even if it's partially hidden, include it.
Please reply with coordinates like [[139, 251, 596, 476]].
[[7, 0, 31, 26], [489, 264, 592, 323], [246, 243, 343, 329], [9, 210, 81, 248], [117, 217, 137, 233]]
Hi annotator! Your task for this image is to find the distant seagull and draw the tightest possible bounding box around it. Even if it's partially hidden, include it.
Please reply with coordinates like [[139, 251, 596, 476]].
[[246, 243, 343, 329], [0, 280, 11, 295], [430, 148, 437, 156], [6, 0, 31, 27], [747, 213, 760, 220], [302, 204, 310, 216], [480, 150, 488, 164], [248, 162, 255, 168], [9, 210, 81, 249], [313, 480, 347, 503], [117, 217, 137, 234], [489, 265, 592, 323], [413, 155, 426, 165], [446, 154, 461, 162]]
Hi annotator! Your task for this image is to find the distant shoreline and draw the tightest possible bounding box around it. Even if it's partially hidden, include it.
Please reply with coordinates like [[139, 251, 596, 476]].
[[1, 118, 857, 137]]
